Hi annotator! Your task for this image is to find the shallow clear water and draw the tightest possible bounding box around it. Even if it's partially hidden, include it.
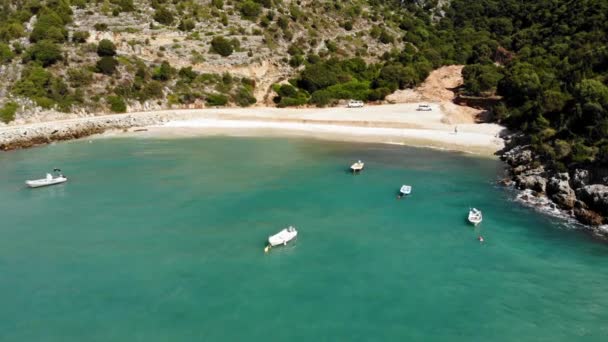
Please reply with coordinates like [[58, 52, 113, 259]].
[[0, 137, 607, 341]]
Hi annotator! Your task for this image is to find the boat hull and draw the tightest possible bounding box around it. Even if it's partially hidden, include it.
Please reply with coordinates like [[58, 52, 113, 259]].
[[350, 163, 364, 172], [399, 185, 412, 196], [268, 228, 298, 246], [468, 209, 482, 225], [26, 177, 68, 188]]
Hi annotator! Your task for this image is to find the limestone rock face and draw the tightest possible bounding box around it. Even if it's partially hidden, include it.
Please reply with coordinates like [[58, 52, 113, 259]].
[[516, 174, 547, 193], [574, 208, 604, 226], [571, 169, 590, 189], [547, 173, 576, 209], [576, 185, 608, 216], [503, 146, 533, 167]]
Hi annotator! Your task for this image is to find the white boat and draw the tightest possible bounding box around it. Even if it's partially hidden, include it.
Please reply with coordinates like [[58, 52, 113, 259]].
[[26, 169, 67, 188], [399, 185, 412, 196], [350, 160, 364, 172], [468, 208, 483, 225], [268, 226, 298, 247]]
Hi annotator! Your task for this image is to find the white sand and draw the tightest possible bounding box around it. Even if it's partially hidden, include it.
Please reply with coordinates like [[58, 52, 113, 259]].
[[139, 103, 505, 156], [2, 103, 505, 156]]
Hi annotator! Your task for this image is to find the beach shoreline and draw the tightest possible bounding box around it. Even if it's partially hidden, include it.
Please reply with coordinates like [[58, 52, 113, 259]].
[[0, 103, 506, 156]]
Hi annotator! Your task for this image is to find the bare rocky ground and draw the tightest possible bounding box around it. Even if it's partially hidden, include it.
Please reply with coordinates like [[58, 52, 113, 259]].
[[1, 0, 406, 122], [385, 65, 485, 124]]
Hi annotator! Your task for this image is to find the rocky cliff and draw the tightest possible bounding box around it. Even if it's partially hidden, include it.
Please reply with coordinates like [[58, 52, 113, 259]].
[[501, 136, 608, 239]]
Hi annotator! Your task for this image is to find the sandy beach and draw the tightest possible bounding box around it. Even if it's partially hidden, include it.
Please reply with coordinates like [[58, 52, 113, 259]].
[[136, 103, 505, 156], [1, 103, 506, 155]]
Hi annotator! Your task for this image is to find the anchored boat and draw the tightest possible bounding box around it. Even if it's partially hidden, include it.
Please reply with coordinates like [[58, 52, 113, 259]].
[[350, 160, 364, 173], [268, 226, 298, 247], [468, 208, 483, 225], [399, 185, 412, 197], [26, 169, 67, 188]]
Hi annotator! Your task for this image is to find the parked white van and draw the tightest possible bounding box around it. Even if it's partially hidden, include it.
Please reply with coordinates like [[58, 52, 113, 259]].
[[347, 100, 364, 108]]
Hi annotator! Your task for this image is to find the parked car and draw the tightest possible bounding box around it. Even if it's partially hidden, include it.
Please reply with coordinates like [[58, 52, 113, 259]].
[[347, 100, 364, 108], [416, 104, 432, 111]]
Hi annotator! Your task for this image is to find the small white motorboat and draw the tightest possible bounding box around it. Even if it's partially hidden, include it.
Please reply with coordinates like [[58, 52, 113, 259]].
[[26, 169, 67, 188], [399, 185, 412, 197], [350, 160, 364, 172], [468, 208, 483, 225], [268, 226, 298, 247]]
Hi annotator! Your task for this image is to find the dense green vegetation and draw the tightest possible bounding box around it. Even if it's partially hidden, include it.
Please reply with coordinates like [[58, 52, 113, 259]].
[[275, 57, 420, 107], [0, 102, 17, 123], [440, 0, 608, 169]]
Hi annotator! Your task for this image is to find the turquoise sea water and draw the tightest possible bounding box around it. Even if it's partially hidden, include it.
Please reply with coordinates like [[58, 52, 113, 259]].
[[1, 136, 607, 341]]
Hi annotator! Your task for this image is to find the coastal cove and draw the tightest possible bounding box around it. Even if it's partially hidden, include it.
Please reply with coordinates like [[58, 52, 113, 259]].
[[1, 137, 608, 341]]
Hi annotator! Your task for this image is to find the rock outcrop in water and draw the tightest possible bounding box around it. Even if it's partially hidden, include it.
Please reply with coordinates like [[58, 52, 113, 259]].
[[500, 136, 608, 240]]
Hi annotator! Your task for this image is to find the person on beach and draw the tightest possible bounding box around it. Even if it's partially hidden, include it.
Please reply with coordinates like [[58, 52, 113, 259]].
[[454, 126, 458, 134]]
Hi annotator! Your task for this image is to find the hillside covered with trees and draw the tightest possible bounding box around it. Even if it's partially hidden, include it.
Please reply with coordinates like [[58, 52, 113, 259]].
[[0, 0, 607, 172]]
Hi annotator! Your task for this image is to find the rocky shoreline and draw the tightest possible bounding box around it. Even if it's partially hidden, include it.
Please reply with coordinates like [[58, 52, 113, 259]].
[[0, 113, 171, 151], [499, 135, 608, 240]]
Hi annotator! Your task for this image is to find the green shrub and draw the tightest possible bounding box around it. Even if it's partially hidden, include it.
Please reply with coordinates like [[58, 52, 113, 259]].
[[29, 8, 68, 43], [234, 87, 256, 107], [212, 0, 224, 9], [111, 0, 135, 12], [97, 39, 116, 56], [152, 61, 175, 81], [95, 56, 119, 75], [278, 84, 297, 97], [67, 68, 93, 87], [278, 96, 308, 107], [367, 87, 391, 101], [462, 64, 503, 95], [297, 62, 339, 93], [0, 43, 14, 64], [0, 102, 18, 123], [107, 96, 127, 113], [310, 90, 332, 106], [379, 30, 394, 44], [178, 19, 196, 32], [0, 22, 25, 41], [94, 23, 108, 31], [322, 80, 371, 101], [374, 64, 419, 91], [289, 54, 304, 67], [256, 0, 272, 8], [11, 65, 74, 110], [210, 36, 234, 57], [239, 0, 261, 21], [277, 16, 289, 30], [24, 40, 62, 67], [178, 67, 198, 83], [72, 31, 90, 43], [139, 80, 164, 101], [154, 7, 174, 25], [206, 93, 228, 106]]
